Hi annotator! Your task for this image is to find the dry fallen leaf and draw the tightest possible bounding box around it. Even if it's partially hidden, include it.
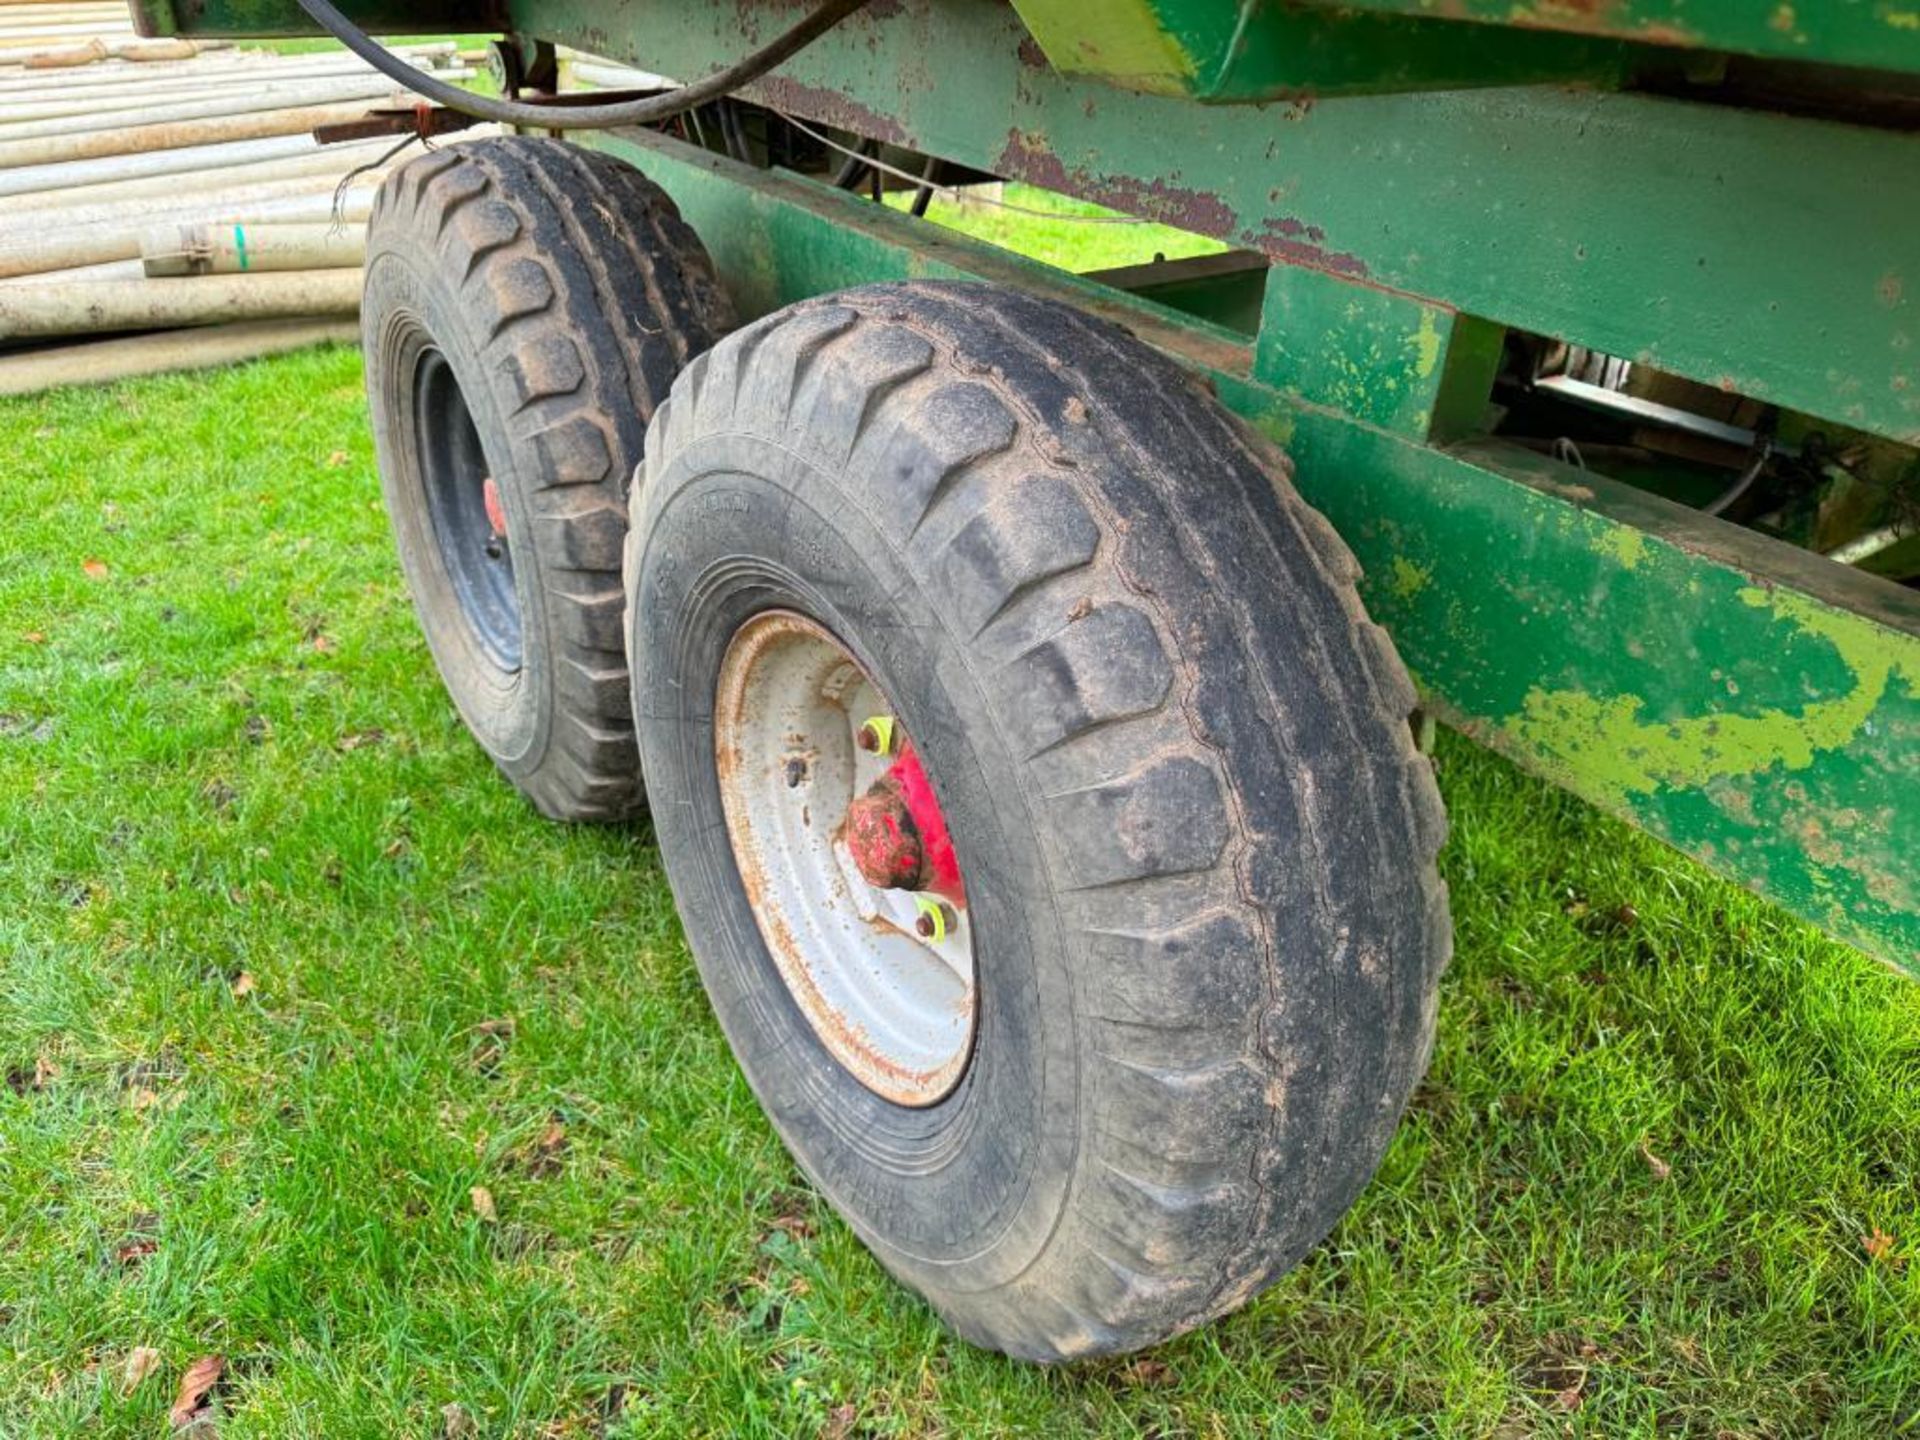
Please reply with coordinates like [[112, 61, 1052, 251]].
[[523, 1118, 568, 1178], [230, 972, 257, 998], [1639, 1138, 1673, 1182], [169, 1353, 223, 1429], [22, 631, 45, 645], [82, 558, 109, 580], [821, 1401, 858, 1439], [311, 634, 336, 653], [469, 1018, 513, 1078], [325, 450, 350, 468], [124, 1346, 162, 1394], [335, 729, 386, 752], [9, 1053, 59, 1093], [1865, 1227, 1899, 1264], [116, 1237, 158, 1267], [132, 1087, 160, 1112], [442, 1401, 476, 1438], [470, 1186, 498, 1223]]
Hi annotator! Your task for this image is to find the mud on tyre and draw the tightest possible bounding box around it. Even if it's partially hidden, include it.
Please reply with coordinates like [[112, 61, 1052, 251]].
[[625, 280, 1451, 1361]]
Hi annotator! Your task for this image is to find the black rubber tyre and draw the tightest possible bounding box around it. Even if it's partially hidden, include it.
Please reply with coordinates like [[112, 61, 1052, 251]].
[[363, 137, 733, 820], [626, 281, 1450, 1360]]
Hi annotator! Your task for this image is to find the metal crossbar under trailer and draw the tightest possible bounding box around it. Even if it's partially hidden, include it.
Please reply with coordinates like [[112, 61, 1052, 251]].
[[126, 0, 1920, 1359]]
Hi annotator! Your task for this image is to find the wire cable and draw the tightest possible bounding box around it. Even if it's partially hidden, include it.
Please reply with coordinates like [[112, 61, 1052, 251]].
[[286, 0, 873, 131], [1703, 439, 1772, 518]]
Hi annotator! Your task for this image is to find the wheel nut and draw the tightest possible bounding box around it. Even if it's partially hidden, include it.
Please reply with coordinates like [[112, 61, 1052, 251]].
[[913, 897, 956, 942], [856, 715, 895, 755]]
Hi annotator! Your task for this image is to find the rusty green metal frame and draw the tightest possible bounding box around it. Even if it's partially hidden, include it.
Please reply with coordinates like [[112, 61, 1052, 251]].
[[497, 0, 1920, 450]]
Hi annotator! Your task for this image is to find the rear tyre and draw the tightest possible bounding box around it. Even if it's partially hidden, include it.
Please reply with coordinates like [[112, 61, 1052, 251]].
[[626, 281, 1450, 1360], [363, 137, 732, 820]]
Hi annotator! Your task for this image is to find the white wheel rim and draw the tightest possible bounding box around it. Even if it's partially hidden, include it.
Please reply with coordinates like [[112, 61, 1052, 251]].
[[714, 610, 977, 1106]]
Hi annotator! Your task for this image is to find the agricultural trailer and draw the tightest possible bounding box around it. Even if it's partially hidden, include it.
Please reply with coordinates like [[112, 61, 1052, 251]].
[[127, 0, 1920, 1360]]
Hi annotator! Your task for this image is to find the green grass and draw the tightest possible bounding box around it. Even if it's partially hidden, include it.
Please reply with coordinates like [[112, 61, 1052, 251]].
[[884, 182, 1227, 272], [1, 346, 1916, 1438]]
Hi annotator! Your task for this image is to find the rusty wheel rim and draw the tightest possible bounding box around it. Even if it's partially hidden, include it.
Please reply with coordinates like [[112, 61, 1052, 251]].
[[714, 610, 976, 1106]]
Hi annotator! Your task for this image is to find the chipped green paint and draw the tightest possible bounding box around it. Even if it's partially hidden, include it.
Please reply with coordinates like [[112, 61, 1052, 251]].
[[1412, 307, 1442, 382], [1595, 524, 1650, 571], [1005, 0, 1629, 100], [1391, 555, 1433, 601], [586, 129, 1920, 972], [1012, 0, 1197, 94], [1254, 268, 1499, 442], [1502, 586, 1896, 810]]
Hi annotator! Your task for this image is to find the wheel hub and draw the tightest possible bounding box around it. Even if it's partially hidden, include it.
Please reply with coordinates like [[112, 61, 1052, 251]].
[[714, 611, 976, 1106], [843, 737, 965, 901], [413, 348, 520, 670]]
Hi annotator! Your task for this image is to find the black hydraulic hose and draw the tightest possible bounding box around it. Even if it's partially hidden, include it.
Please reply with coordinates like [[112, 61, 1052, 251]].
[[287, 0, 874, 131]]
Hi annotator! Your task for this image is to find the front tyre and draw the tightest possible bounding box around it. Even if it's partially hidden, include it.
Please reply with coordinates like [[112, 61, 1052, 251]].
[[626, 281, 1450, 1360]]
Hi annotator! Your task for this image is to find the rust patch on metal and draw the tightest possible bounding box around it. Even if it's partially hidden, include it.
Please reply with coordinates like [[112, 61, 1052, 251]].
[[1255, 216, 1370, 280], [997, 127, 1238, 238], [1631, 22, 1702, 46], [749, 74, 911, 147]]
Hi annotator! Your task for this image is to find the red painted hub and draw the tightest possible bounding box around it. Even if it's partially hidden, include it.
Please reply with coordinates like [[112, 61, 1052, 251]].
[[843, 738, 964, 904], [481, 475, 508, 540]]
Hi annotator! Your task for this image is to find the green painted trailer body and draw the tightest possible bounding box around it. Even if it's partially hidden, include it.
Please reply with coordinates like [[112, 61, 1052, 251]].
[[1008, 0, 1920, 100], [130, 0, 1920, 972]]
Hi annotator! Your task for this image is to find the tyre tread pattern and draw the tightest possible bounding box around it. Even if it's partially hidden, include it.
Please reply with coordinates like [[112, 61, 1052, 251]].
[[368, 137, 733, 819], [630, 281, 1448, 1359]]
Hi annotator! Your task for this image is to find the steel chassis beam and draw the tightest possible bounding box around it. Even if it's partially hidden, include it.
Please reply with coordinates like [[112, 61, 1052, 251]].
[[512, 0, 1920, 449]]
